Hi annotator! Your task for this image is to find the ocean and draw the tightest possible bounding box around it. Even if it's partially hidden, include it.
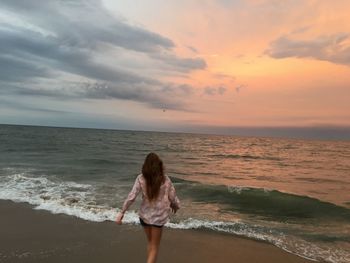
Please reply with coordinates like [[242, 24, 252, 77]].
[[0, 124, 349, 262]]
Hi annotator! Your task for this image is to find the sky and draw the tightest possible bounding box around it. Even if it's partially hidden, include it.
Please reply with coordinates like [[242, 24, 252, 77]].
[[0, 0, 349, 139]]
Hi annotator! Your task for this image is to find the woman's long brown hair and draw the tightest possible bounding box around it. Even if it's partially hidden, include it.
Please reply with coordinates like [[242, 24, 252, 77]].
[[142, 152, 165, 201]]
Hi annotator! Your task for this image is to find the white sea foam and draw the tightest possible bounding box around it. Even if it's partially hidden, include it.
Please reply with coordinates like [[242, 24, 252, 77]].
[[0, 173, 349, 263], [226, 185, 272, 194]]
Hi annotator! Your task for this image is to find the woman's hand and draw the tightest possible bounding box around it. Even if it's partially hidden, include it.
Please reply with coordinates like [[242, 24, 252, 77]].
[[115, 212, 124, 225], [170, 203, 179, 214]]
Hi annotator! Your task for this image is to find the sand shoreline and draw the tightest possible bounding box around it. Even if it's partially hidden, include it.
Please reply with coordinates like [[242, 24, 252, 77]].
[[0, 200, 314, 263]]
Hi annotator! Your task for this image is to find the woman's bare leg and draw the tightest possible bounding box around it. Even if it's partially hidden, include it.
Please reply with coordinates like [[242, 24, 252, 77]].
[[143, 225, 151, 242], [144, 226, 162, 263], [142, 226, 153, 261]]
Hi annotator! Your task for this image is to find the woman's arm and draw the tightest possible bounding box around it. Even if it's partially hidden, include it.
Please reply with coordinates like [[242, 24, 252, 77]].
[[116, 175, 142, 224], [168, 179, 180, 213]]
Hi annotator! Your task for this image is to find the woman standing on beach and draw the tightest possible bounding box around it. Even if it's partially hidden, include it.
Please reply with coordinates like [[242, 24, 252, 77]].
[[116, 152, 180, 263]]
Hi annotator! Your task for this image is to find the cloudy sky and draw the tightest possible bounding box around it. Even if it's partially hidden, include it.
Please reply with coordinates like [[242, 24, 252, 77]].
[[0, 0, 349, 138]]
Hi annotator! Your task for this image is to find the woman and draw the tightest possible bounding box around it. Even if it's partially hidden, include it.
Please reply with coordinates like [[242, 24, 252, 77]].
[[116, 152, 180, 263]]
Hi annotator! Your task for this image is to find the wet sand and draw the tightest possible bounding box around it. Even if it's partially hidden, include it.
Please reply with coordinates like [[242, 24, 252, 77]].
[[0, 200, 314, 263]]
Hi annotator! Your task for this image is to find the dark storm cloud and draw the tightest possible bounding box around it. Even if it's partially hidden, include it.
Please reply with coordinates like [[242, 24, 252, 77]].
[[0, 0, 207, 110], [266, 33, 350, 66]]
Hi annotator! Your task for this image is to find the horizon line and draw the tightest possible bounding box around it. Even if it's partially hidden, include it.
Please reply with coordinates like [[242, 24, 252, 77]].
[[1, 122, 349, 142]]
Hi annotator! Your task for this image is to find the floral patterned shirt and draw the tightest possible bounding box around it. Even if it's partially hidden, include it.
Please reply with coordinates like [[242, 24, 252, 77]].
[[121, 174, 180, 226]]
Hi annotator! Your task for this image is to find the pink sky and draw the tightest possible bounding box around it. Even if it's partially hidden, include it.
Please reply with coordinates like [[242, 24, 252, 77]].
[[0, 0, 349, 133], [103, 0, 350, 127]]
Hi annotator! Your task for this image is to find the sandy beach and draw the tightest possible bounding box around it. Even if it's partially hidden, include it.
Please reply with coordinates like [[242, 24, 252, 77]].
[[0, 200, 314, 263]]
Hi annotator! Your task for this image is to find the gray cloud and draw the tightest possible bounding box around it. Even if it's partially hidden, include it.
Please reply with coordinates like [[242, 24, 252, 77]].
[[83, 82, 196, 111], [266, 33, 350, 66], [149, 52, 207, 72], [4, 82, 194, 112], [235, 84, 247, 93], [203, 86, 227, 96], [187, 46, 198, 53], [0, 55, 53, 82], [161, 84, 194, 96], [0, 0, 207, 111], [0, 98, 70, 114], [0, 27, 157, 86], [213, 73, 236, 83], [290, 26, 312, 35], [0, 0, 174, 53]]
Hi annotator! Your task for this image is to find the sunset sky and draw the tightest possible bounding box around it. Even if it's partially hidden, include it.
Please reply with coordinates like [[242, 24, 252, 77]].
[[0, 0, 349, 138]]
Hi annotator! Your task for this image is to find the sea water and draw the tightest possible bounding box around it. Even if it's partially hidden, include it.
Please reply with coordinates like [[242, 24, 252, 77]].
[[0, 124, 349, 262]]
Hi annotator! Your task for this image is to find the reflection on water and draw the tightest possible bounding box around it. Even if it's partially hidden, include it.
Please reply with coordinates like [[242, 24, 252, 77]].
[[163, 135, 350, 207], [0, 125, 349, 263]]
